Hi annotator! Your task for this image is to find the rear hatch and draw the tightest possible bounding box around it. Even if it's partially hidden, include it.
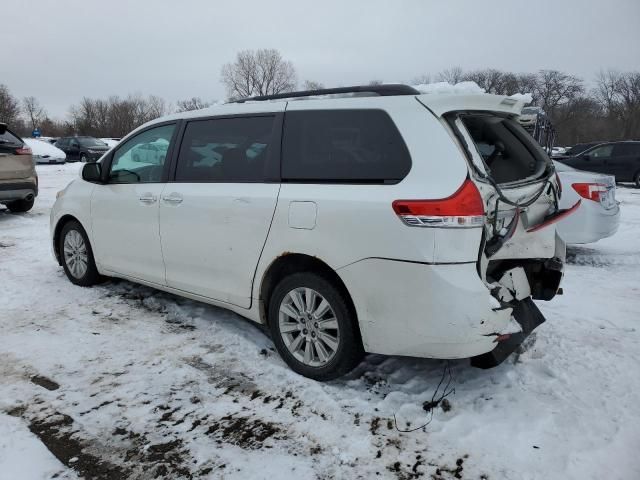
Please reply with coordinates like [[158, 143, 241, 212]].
[[0, 127, 34, 180], [417, 94, 571, 366]]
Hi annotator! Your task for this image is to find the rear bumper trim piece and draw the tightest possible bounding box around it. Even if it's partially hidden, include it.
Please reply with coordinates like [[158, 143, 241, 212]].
[[471, 297, 546, 368]]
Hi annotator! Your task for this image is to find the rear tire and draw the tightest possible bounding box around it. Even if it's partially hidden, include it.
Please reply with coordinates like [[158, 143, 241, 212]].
[[268, 272, 363, 381], [6, 197, 35, 213], [59, 220, 103, 286]]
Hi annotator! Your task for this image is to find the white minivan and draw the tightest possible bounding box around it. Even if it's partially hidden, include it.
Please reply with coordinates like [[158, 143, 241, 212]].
[[51, 85, 573, 380]]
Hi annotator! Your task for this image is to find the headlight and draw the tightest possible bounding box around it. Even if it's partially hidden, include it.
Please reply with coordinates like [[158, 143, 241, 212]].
[[87, 149, 96, 154]]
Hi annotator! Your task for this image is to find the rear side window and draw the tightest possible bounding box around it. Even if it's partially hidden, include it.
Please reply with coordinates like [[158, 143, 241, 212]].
[[0, 129, 22, 146], [175, 116, 275, 182], [281, 110, 411, 183], [612, 143, 640, 156]]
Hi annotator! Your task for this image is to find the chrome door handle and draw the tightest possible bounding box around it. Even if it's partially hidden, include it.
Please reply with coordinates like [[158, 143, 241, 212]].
[[162, 193, 183, 204], [139, 193, 157, 204]]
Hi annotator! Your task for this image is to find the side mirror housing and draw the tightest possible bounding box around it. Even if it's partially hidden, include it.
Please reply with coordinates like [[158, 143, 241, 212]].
[[582, 154, 591, 161], [82, 162, 103, 183], [0, 123, 7, 135]]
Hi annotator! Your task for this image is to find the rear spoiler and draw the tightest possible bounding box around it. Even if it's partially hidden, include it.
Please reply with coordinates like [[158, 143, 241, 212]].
[[417, 94, 528, 117]]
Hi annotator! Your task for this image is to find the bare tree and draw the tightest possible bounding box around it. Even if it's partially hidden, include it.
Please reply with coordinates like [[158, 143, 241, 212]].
[[411, 74, 432, 85], [69, 94, 170, 137], [436, 66, 464, 84], [463, 69, 507, 94], [302, 80, 324, 90], [22, 96, 47, 131], [0, 84, 21, 124], [534, 70, 583, 117], [176, 97, 211, 112], [221, 49, 296, 99], [595, 70, 640, 139]]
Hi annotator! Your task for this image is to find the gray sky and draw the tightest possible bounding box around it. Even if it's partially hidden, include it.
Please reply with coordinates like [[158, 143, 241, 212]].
[[2, 0, 639, 118]]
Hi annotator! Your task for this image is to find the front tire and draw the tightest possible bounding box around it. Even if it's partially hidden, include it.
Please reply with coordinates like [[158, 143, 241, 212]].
[[268, 272, 363, 381], [6, 197, 35, 213], [59, 220, 103, 286], [80, 154, 88, 163]]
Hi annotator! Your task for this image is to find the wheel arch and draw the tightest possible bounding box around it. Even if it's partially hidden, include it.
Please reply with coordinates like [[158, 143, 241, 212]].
[[258, 253, 358, 330], [53, 214, 86, 265]]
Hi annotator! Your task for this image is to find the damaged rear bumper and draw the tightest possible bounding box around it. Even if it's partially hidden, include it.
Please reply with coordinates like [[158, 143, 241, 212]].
[[470, 297, 546, 368]]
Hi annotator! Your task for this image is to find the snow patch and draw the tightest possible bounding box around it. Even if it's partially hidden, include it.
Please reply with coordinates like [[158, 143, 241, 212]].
[[412, 81, 486, 95]]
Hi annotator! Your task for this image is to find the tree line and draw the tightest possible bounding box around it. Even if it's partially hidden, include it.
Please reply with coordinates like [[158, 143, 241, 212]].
[[1, 49, 638, 145]]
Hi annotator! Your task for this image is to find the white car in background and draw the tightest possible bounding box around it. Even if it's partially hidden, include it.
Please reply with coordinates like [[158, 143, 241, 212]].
[[551, 146, 567, 157], [100, 138, 121, 149], [554, 161, 620, 244], [24, 138, 66, 164]]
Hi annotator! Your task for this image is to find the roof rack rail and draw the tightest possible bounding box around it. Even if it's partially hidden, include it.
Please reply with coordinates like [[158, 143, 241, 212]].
[[231, 84, 420, 103]]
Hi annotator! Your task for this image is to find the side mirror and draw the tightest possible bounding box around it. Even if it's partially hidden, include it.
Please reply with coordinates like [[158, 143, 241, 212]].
[[0, 123, 7, 135], [82, 162, 103, 183], [582, 154, 591, 161]]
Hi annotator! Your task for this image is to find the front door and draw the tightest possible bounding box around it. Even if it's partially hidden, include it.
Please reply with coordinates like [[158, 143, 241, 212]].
[[576, 144, 614, 174], [90, 123, 177, 284], [159, 114, 282, 307]]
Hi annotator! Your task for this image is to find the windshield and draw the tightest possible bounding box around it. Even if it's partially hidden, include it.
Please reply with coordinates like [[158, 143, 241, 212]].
[[78, 137, 108, 147], [521, 107, 540, 115]]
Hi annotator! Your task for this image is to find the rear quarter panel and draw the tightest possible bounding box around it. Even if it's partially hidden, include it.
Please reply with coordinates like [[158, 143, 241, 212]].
[[252, 96, 471, 301]]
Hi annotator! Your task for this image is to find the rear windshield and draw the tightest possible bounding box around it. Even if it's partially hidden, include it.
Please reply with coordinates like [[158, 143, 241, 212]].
[[459, 114, 551, 184], [0, 129, 23, 146]]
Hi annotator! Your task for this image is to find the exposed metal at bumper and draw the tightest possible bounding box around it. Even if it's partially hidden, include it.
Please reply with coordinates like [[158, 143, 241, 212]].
[[471, 297, 546, 368]]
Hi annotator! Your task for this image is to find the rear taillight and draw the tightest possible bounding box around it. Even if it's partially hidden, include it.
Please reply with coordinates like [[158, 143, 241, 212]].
[[392, 178, 485, 228], [571, 183, 607, 202], [15, 146, 32, 155]]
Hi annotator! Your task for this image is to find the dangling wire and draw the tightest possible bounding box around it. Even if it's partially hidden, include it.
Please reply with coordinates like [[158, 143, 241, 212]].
[[394, 361, 456, 433]]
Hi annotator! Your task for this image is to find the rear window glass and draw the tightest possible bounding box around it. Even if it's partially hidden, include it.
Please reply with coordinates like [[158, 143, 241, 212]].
[[0, 129, 22, 146], [612, 143, 640, 156], [281, 110, 411, 183], [175, 116, 275, 182], [461, 115, 550, 184]]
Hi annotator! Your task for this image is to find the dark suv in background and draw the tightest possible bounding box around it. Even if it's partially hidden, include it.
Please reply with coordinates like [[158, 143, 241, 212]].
[[562, 141, 640, 187], [55, 136, 110, 162]]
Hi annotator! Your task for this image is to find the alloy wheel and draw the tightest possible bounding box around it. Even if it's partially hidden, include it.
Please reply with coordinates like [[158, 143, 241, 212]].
[[278, 287, 340, 367], [63, 230, 88, 279]]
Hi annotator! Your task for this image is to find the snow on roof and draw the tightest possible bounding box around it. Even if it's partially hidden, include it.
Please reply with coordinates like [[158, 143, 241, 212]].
[[23, 138, 66, 159], [412, 81, 533, 105]]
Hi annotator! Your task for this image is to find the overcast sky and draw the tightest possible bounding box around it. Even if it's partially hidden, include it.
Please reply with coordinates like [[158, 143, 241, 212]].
[[2, 0, 639, 118]]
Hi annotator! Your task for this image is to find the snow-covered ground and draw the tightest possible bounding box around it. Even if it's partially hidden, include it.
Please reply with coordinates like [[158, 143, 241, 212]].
[[1, 163, 639, 480]]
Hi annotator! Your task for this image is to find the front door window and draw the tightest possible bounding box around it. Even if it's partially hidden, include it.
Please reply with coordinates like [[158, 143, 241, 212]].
[[108, 124, 176, 184]]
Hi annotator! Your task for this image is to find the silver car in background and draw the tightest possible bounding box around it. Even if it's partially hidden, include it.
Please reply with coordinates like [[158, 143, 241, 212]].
[[554, 161, 620, 244]]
